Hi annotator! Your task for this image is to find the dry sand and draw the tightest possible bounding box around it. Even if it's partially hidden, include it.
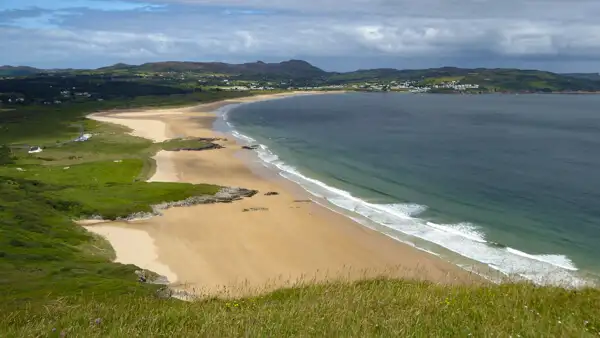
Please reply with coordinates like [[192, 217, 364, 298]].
[[90, 115, 169, 142], [84, 92, 478, 296], [83, 224, 178, 283]]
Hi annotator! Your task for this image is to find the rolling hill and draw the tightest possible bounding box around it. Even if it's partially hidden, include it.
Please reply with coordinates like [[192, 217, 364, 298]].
[[0, 66, 43, 77], [2, 60, 600, 92], [99, 59, 326, 79]]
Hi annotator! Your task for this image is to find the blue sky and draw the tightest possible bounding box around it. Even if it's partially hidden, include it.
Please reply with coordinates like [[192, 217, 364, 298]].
[[1, 0, 600, 72]]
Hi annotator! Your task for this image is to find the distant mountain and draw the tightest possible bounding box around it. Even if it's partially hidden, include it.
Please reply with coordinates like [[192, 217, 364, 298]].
[[98, 63, 135, 71], [99, 59, 326, 79], [0, 66, 43, 76]]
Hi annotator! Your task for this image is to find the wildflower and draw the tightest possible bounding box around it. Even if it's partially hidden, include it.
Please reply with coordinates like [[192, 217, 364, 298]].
[[584, 321, 589, 325], [94, 318, 102, 325], [558, 321, 562, 324], [52, 328, 57, 332]]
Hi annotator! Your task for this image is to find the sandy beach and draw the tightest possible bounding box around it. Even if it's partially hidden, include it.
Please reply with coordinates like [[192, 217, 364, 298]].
[[85, 92, 479, 297]]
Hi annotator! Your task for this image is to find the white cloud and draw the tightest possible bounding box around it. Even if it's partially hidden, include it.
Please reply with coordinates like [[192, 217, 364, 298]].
[[2, 0, 600, 70]]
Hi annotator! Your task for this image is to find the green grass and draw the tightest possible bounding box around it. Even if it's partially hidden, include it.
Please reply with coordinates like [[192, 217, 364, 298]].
[[421, 76, 464, 85], [158, 138, 213, 151], [0, 159, 144, 185], [0, 177, 160, 306], [47, 180, 220, 219], [2, 280, 600, 337]]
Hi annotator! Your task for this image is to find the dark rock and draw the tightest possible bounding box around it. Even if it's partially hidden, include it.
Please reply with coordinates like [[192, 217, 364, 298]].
[[156, 287, 173, 299], [242, 207, 269, 212], [114, 187, 260, 221], [171, 143, 223, 152], [242, 145, 259, 150], [265, 191, 279, 196]]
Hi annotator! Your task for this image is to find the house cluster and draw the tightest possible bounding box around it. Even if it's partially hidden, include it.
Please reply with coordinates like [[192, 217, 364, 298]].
[[409, 81, 480, 93], [297, 84, 346, 90], [221, 85, 276, 91], [346, 80, 480, 93], [431, 80, 479, 90]]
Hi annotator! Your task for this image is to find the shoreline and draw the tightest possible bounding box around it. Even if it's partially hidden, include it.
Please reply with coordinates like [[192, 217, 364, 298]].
[[84, 91, 480, 297]]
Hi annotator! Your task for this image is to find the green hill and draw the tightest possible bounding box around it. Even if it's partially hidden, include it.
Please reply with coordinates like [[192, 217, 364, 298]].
[[99, 59, 326, 79], [0, 66, 43, 77]]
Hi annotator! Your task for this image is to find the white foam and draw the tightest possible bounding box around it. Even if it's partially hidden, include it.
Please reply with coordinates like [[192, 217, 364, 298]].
[[231, 130, 257, 144], [219, 108, 592, 288], [426, 222, 487, 243], [506, 248, 578, 271]]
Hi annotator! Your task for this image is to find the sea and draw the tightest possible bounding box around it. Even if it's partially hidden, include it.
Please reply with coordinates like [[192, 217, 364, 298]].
[[213, 92, 600, 287]]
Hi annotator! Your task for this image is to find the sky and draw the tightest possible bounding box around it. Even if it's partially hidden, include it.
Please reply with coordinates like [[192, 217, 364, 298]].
[[1, 0, 600, 72]]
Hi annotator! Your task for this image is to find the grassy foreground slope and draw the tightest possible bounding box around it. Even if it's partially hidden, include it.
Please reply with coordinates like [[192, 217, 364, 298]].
[[1, 93, 600, 337], [3, 280, 600, 336]]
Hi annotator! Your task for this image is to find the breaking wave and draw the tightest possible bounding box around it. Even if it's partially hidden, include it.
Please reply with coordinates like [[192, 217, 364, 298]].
[[220, 106, 590, 288]]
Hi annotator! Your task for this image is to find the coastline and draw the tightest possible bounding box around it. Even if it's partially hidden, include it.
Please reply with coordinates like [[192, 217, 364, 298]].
[[84, 91, 480, 297]]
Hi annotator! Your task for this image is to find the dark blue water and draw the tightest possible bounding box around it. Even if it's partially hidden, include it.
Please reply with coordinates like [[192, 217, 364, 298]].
[[225, 93, 600, 286]]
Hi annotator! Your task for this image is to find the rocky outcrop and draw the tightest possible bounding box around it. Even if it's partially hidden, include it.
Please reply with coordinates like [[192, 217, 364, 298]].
[[109, 187, 258, 221], [242, 145, 259, 150], [135, 269, 170, 285], [165, 137, 227, 152], [169, 143, 223, 151]]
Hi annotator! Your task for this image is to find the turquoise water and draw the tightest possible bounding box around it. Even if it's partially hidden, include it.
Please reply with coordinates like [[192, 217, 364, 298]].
[[221, 93, 600, 286]]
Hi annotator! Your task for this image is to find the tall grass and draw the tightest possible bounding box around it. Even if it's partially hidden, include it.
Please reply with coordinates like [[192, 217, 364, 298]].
[[2, 279, 599, 337]]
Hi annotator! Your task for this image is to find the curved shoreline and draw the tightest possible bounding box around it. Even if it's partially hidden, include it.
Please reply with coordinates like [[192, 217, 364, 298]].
[[84, 92, 480, 297]]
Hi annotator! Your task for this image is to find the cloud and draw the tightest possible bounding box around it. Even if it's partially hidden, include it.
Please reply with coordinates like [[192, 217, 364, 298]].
[[0, 0, 163, 12], [1, 0, 600, 71]]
